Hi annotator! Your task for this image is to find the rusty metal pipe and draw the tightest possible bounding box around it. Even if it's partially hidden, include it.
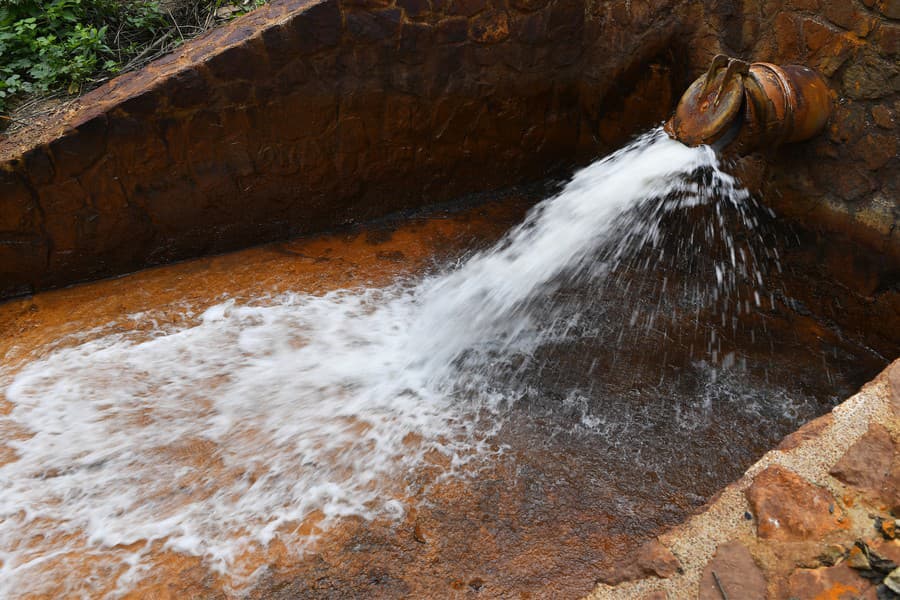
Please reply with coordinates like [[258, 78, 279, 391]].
[[665, 55, 832, 154]]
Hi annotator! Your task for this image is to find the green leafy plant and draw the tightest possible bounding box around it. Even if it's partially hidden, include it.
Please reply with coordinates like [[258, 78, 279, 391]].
[[0, 0, 270, 119], [0, 0, 166, 113]]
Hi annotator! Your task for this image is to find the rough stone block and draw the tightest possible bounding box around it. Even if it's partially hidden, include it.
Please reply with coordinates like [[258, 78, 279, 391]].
[[449, 0, 486, 16], [698, 541, 766, 600], [783, 564, 874, 599], [469, 11, 511, 43], [346, 9, 403, 43], [341, 0, 392, 8], [397, 0, 431, 19], [513, 10, 549, 44], [746, 465, 848, 541], [877, 0, 900, 19], [21, 148, 54, 186], [510, 0, 549, 12], [283, 0, 342, 53], [436, 17, 469, 43], [875, 22, 900, 56], [596, 539, 681, 585], [803, 18, 861, 76], [0, 235, 46, 296], [0, 171, 37, 233], [774, 12, 802, 59], [842, 52, 900, 99], [830, 423, 899, 512], [399, 23, 434, 64], [47, 115, 108, 181], [852, 133, 898, 170]]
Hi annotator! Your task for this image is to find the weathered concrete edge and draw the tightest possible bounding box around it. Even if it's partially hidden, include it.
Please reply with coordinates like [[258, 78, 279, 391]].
[[586, 358, 900, 599], [1, 0, 691, 300]]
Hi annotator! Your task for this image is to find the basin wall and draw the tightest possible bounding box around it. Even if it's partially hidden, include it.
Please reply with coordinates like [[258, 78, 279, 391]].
[[0, 0, 897, 299], [0, 0, 679, 299], [681, 0, 899, 259]]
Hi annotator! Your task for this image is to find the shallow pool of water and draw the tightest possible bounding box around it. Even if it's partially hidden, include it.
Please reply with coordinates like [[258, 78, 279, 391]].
[[0, 134, 897, 599]]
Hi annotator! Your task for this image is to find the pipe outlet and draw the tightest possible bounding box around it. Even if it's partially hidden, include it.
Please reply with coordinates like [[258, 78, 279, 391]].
[[664, 54, 832, 154]]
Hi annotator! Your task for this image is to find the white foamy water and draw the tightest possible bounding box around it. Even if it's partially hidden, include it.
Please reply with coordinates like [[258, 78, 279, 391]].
[[0, 129, 746, 597]]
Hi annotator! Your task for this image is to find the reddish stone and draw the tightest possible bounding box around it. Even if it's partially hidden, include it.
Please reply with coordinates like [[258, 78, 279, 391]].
[[469, 12, 511, 44], [341, 0, 392, 8], [21, 147, 55, 186], [874, 22, 900, 56], [877, 0, 900, 18], [783, 564, 875, 599], [47, 115, 108, 181], [513, 10, 548, 44], [116, 86, 161, 121], [778, 413, 835, 451], [698, 541, 766, 600], [885, 461, 900, 515], [830, 424, 896, 495], [0, 236, 46, 297], [0, 171, 37, 233], [872, 105, 896, 129], [889, 362, 900, 418], [852, 133, 898, 170], [165, 66, 216, 107], [39, 178, 91, 253], [746, 465, 848, 541], [398, 21, 433, 59], [801, 18, 843, 52], [833, 165, 878, 201], [871, 539, 900, 563], [397, 0, 430, 18], [596, 540, 680, 584], [774, 12, 802, 59], [547, 0, 583, 38], [436, 17, 468, 43], [346, 8, 402, 42], [510, 0, 549, 11], [824, 0, 876, 35], [448, 0, 485, 17], [842, 52, 899, 100], [830, 423, 900, 508], [788, 0, 820, 9], [803, 18, 861, 76], [828, 101, 867, 143], [283, 0, 342, 53]]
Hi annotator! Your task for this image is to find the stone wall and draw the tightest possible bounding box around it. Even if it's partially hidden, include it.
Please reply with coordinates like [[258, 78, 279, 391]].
[[0, 0, 678, 299], [0, 0, 897, 299], [680, 0, 899, 259], [589, 359, 900, 599]]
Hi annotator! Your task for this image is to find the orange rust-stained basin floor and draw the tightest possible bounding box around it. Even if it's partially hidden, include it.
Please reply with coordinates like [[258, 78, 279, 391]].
[[0, 189, 898, 599]]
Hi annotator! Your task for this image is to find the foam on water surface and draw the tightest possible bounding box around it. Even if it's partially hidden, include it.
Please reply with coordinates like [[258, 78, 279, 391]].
[[0, 130, 762, 597]]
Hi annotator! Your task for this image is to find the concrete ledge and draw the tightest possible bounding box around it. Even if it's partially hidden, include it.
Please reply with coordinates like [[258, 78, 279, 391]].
[[0, 0, 680, 299], [588, 359, 900, 599], [0, 0, 897, 300]]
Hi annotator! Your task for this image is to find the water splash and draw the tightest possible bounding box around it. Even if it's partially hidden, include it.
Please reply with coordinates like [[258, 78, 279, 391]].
[[0, 129, 760, 597]]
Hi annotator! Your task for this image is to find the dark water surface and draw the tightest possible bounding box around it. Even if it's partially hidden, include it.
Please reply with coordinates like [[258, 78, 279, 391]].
[[1, 182, 897, 599]]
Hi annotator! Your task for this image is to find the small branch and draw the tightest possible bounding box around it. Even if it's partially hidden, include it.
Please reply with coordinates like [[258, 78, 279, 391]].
[[0, 114, 28, 125], [712, 571, 729, 600], [167, 9, 185, 42], [120, 30, 174, 72]]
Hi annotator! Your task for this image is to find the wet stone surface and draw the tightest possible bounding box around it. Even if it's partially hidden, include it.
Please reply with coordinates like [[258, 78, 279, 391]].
[[0, 187, 898, 598]]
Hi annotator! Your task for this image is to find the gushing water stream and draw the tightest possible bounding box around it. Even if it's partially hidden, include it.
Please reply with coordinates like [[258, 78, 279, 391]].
[[0, 130, 777, 597]]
